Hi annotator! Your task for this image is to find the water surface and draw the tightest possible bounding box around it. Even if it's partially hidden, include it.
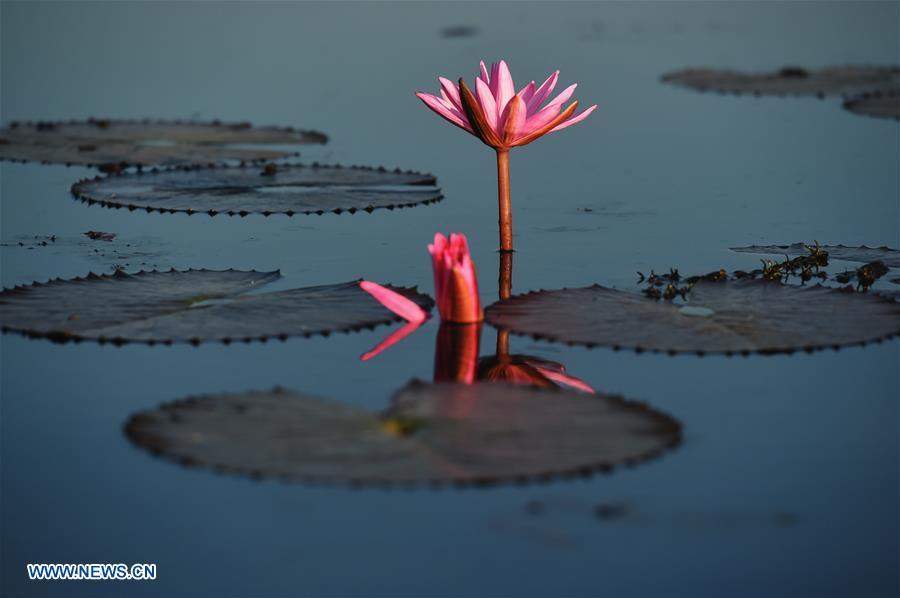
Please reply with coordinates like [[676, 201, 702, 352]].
[[1, 2, 898, 596]]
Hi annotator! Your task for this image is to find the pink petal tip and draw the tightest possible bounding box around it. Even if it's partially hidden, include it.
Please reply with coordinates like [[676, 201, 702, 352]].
[[360, 280, 428, 324]]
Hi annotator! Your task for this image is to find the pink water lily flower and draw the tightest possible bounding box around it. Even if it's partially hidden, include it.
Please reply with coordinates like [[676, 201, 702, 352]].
[[416, 60, 596, 149], [428, 233, 482, 324], [416, 60, 596, 252], [360, 233, 482, 325], [359, 233, 481, 359]]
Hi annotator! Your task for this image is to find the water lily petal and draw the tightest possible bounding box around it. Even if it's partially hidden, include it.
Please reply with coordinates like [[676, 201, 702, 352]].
[[475, 78, 499, 133], [512, 100, 579, 146], [360, 280, 429, 324], [439, 77, 463, 111], [520, 104, 562, 137], [428, 234, 450, 315], [521, 84, 578, 134], [430, 233, 482, 323], [500, 94, 527, 143], [416, 92, 473, 132], [549, 104, 597, 132], [489, 61, 502, 98], [496, 60, 516, 114], [542, 83, 578, 113], [458, 79, 503, 148], [519, 81, 536, 105], [526, 70, 560, 114], [435, 95, 470, 124]]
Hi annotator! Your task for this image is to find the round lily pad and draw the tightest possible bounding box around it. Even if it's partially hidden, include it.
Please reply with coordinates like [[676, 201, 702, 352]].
[[0, 119, 326, 169], [485, 279, 900, 355], [125, 381, 681, 487], [70, 163, 442, 216], [0, 269, 432, 345], [843, 90, 900, 121], [731, 243, 900, 268], [661, 66, 900, 97]]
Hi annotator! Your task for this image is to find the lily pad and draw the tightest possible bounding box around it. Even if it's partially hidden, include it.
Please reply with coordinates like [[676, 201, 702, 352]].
[[485, 279, 900, 355], [0, 119, 326, 169], [661, 66, 900, 97], [125, 381, 681, 487], [0, 269, 432, 345], [70, 163, 442, 216], [843, 90, 900, 121], [730, 243, 900, 268]]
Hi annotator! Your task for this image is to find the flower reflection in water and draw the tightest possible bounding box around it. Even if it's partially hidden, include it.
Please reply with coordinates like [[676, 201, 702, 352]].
[[435, 325, 595, 394], [433, 322, 482, 384], [360, 319, 426, 362]]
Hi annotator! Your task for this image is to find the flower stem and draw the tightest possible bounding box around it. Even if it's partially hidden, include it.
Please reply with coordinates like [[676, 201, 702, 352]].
[[496, 149, 512, 252]]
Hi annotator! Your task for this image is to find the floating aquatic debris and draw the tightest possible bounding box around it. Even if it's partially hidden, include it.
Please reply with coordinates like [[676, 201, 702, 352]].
[[83, 230, 116, 242], [843, 90, 900, 121], [0, 234, 58, 248], [0, 269, 432, 345], [125, 381, 681, 488], [485, 278, 900, 355], [640, 243, 892, 302], [637, 268, 729, 301], [833, 261, 890, 290], [731, 242, 900, 268], [0, 119, 327, 169], [70, 163, 442, 217], [0, 233, 170, 271], [661, 66, 900, 97]]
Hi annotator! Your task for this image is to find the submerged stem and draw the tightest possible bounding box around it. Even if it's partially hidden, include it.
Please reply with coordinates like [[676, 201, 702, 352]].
[[496, 149, 512, 252]]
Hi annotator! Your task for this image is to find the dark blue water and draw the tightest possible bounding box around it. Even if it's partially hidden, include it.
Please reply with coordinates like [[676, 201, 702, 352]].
[[2, 2, 898, 596]]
